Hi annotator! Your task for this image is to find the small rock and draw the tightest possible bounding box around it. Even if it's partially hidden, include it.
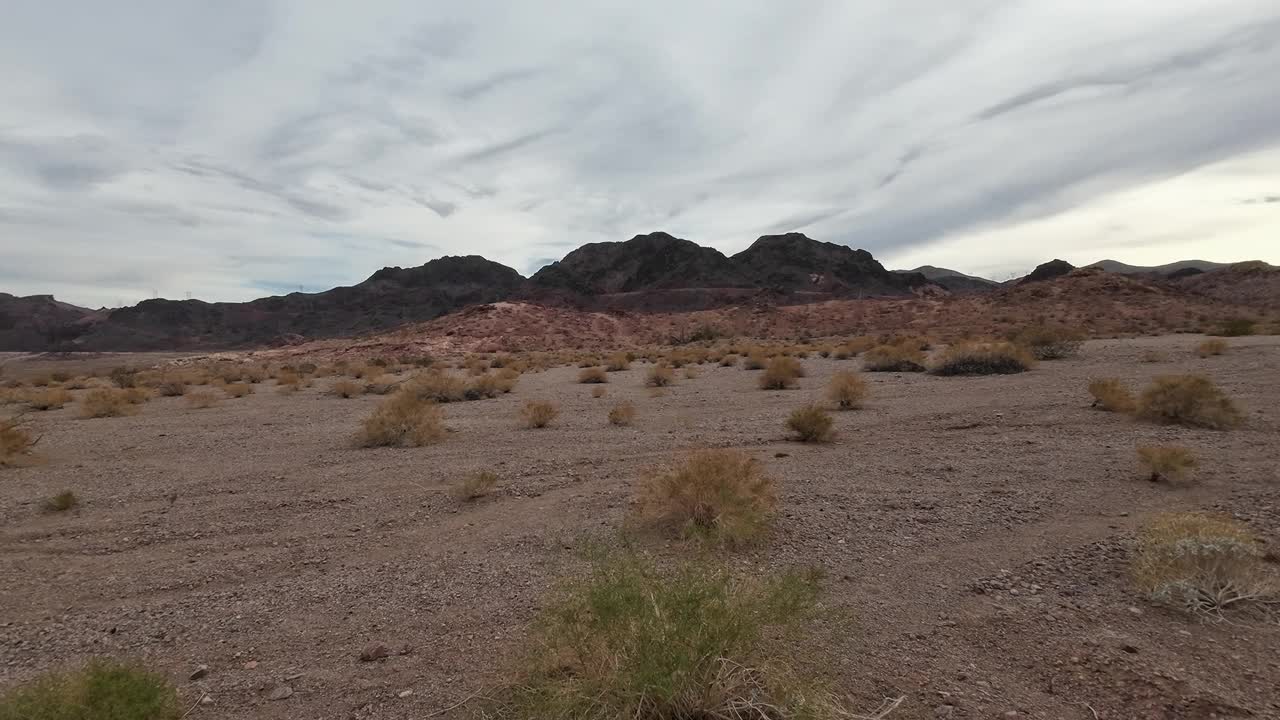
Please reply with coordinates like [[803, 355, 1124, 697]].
[[189, 665, 209, 681], [397, 690, 413, 699], [774, 452, 790, 458], [360, 644, 391, 662], [267, 685, 293, 701], [934, 704, 955, 717], [1128, 606, 1143, 616], [243, 661, 258, 670], [200, 695, 214, 705]]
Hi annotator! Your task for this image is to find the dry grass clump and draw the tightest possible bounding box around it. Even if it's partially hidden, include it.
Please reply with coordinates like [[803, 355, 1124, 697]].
[[1, 416, 39, 468], [25, 388, 72, 411], [742, 351, 768, 370], [1139, 350, 1168, 363], [608, 402, 636, 426], [1135, 375, 1242, 430], [109, 367, 139, 388], [183, 390, 221, 409], [578, 366, 608, 384], [787, 404, 835, 442], [455, 470, 498, 501], [719, 353, 739, 367], [591, 386, 607, 399], [364, 374, 400, 395], [605, 353, 631, 372], [1211, 317, 1256, 337], [355, 392, 446, 447], [1012, 324, 1085, 360], [1196, 339, 1228, 357], [0, 658, 181, 720], [42, 490, 78, 513], [827, 371, 868, 410], [467, 371, 518, 399], [1088, 378, 1136, 413], [154, 379, 187, 397], [638, 449, 775, 545], [683, 365, 701, 379], [330, 379, 365, 398], [404, 371, 466, 403], [1137, 445, 1197, 484], [862, 345, 926, 372], [224, 382, 253, 398], [645, 364, 675, 387], [488, 552, 844, 720], [79, 388, 140, 418], [929, 341, 1035, 376], [1133, 513, 1277, 615], [520, 400, 559, 429], [758, 356, 803, 390]]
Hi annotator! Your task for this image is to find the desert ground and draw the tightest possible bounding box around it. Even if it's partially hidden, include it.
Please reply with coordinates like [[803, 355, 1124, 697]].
[[1, 335, 1278, 719]]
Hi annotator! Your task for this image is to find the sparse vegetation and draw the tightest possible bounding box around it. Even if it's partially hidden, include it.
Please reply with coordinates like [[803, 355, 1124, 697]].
[[1137, 445, 1197, 484], [364, 374, 400, 395], [1135, 374, 1242, 430], [827, 370, 868, 410], [758, 356, 803, 390], [1088, 378, 1136, 413], [786, 404, 835, 442], [80, 389, 140, 418], [1139, 350, 1167, 363], [605, 353, 631, 372], [929, 341, 1035, 376], [1211, 318, 1256, 337], [109, 367, 139, 388], [1196, 339, 1228, 357], [1012, 324, 1084, 360], [608, 402, 636, 426], [355, 392, 446, 447], [577, 366, 608, 384], [644, 364, 675, 387], [404, 371, 466, 403], [1133, 513, 1277, 615], [719, 353, 739, 367], [591, 386, 606, 399], [330, 379, 365, 398], [455, 470, 498, 501], [183, 390, 221, 409], [742, 351, 768, 370], [224, 382, 253, 398], [1, 416, 38, 467], [0, 658, 180, 720], [42, 490, 78, 513], [862, 344, 926, 372], [638, 449, 775, 545], [25, 388, 72, 411], [520, 400, 559, 429]]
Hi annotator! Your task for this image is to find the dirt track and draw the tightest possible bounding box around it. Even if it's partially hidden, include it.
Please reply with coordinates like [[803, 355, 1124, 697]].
[[2, 335, 1278, 719]]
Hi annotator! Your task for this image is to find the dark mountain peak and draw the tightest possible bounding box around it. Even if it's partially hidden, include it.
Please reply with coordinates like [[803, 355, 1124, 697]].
[[732, 233, 926, 294], [1019, 259, 1075, 285], [365, 255, 524, 288], [530, 231, 737, 294]]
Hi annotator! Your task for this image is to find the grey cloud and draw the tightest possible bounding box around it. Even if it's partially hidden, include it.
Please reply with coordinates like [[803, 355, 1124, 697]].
[[0, 134, 130, 191], [454, 67, 545, 100]]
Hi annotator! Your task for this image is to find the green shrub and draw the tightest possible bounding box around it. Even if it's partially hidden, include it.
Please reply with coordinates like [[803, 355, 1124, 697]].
[[0, 658, 180, 720]]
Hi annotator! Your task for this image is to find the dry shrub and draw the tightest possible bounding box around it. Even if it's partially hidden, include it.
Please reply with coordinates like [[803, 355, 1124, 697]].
[[1088, 378, 1135, 413], [608, 402, 636, 426], [520, 400, 559, 428], [862, 345, 926, 372], [1211, 318, 1256, 337], [405, 371, 466, 403], [1196, 339, 1228, 357], [80, 389, 139, 418], [356, 392, 446, 447], [683, 365, 701, 380], [122, 388, 150, 405], [224, 382, 253, 398], [719, 353, 739, 367], [929, 341, 1035, 376], [645, 364, 675, 387], [1133, 513, 1277, 614], [455, 470, 498, 501], [1013, 324, 1084, 360], [1, 416, 38, 467], [330, 379, 365, 398], [1135, 375, 1242, 430], [184, 390, 221, 409], [638, 449, 775, 545], [364, 374, 400, 395], [467, 372, 517, 399], [591, 386, 606, 399], [742, 351, 768, 370], [1139, 350, 1167, 363], [1137, 445, 1196, 484], [0, 658, 181, 720], [109, 367, 138, 388], [43, 490, 78, 513], [787, 404, 834, 442], [25, 388, 72, 411], [578, 366, 608, 384], [155, 379, 187, 397], [827, 371, 868, 410], [605, 353, 631, 372], [489, 552, 842, 720], [758, 356, 803, 390]]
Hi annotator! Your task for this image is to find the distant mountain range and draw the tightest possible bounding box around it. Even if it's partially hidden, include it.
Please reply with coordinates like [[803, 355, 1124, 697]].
[[1086, 259, 1230, 275], [0, 233, 1271, 352]]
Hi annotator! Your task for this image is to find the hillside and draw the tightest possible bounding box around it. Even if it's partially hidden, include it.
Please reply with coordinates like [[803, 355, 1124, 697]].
[[894, 265, 998, 293], [1088, 258, 1231, 275]]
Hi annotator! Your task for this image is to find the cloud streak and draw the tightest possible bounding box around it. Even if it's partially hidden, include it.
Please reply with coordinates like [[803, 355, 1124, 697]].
[[0, 0, 1278, 306]]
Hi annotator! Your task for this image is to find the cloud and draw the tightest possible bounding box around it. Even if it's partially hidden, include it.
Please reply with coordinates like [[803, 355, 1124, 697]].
[[0, 0, 1278, 307]]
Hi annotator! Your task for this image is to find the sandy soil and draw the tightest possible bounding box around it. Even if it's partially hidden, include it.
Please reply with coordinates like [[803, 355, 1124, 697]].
[[2, 335, 1278, 719]]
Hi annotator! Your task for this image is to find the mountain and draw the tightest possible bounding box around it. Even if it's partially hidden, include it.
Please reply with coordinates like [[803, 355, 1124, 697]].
[[529, 232, 741, 294], [1174, 261, 1280, 309], [894, 265, 998, 293], [1017, 259, 1075, 285], [1088, 259, 1230, 275], [0, 294, 102, 352], [0, 256, 523, 352], [730, 233, 931, 294]]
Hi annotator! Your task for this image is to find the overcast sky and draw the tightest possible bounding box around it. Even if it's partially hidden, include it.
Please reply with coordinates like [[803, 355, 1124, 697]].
[[2, 1, 1278, 306]]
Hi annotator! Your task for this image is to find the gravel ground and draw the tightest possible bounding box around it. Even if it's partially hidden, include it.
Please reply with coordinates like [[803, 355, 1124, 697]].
[[2, 334, 1278, 719]]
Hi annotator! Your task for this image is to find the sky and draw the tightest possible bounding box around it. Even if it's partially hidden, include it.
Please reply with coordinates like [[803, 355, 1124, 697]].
[[1, 1, 1278, 307]]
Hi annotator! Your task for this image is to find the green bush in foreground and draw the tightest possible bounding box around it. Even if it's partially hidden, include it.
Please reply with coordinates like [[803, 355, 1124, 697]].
[[0, 658, 180, 720], [487, 552, 859, 720]]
